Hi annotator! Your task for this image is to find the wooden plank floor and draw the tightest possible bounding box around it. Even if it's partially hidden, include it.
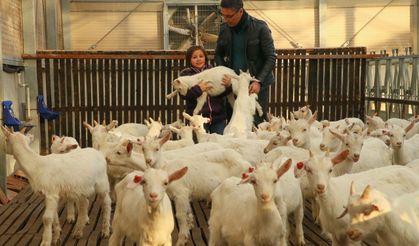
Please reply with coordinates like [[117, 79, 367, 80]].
[[0, 186, 333, 246]]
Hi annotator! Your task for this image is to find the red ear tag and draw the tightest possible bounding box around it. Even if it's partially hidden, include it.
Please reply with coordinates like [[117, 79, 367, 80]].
[[296, 162, 304, 169], [248, 167, 254, 173], [133, 175, 142, 183], [242, 173, 249, 179]]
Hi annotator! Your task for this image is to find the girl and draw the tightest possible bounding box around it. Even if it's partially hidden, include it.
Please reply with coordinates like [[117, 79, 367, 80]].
[[180, 45, 231, 134]]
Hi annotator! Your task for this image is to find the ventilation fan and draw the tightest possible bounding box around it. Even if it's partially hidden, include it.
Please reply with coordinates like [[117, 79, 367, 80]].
[[167, 5, 221, 50]]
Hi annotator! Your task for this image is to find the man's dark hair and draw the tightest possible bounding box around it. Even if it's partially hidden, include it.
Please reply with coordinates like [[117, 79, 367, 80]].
[[185, 45, 208, 67], [220, 0, 243, 10]]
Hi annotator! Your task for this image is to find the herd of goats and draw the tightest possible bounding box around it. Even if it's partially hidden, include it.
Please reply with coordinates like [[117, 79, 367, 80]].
[[1, 69, 419, 246]]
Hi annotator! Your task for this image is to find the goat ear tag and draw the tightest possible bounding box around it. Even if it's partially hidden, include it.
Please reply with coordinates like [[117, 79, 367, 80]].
[[133, 175, 142, 183], [126, 175, 142, 189], [296, 162, 304, 169]]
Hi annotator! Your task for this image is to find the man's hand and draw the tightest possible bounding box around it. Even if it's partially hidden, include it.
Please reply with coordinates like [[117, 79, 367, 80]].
[[249, 81, 261, 94], [198, 80, 213, 92], [221, 74, 232, 87]]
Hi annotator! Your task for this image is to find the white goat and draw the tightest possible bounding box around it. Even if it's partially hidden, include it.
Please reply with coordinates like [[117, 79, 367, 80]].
[[386, 124, 419, 165], [344, 184, 419, 246], [286, 111, 322, 151], [166, 66, 238, 115], [161, 125, 194, 151], [50, 135, 80, 154], [114, 122, 149, 137], [301, 150, 419, 246], [1, 126, 111, 246], [208, 159, 291, 246], [224, 71, 262, 137], [263, 130, 292, 153], [139, 133, 253, 245], [109, 167, 188, 246], [144, 117, 163, 138], [49, 135, 81, 224]]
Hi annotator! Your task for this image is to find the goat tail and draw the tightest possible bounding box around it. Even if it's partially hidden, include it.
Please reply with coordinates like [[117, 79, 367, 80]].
[[166, 90, 178, 99]]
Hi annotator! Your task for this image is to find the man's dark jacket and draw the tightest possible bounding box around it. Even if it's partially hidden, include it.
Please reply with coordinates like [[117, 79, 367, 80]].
[[215, 12, 276, 87]]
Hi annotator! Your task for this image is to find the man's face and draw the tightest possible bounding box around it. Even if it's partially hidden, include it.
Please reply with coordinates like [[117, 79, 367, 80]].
[[220, 7, 243, 27]]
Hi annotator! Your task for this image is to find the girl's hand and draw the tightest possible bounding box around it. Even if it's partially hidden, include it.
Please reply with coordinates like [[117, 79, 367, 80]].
[[222, 74, 232, 87], [198, 80, 213, 92]]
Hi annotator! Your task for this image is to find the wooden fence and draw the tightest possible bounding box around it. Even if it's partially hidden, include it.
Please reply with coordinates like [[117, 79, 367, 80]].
[[22, 48, 378, 153]]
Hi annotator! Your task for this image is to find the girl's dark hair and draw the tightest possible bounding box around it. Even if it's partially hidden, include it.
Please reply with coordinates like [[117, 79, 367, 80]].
[[185, 45, 208, 67], [220, 0, 243, 10]]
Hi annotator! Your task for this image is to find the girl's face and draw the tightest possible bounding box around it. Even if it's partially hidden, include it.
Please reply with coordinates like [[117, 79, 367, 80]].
[[191, 49, 206, 70]]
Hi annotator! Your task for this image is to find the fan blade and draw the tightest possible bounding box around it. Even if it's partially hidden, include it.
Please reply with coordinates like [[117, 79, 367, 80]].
[[168, 8, 178, 20], [200, 32, 218, 43], [186, 7, 194, 25], [169, 25, 192, 36], [199, 12, 216, 29], [178, 38, 193, 50]]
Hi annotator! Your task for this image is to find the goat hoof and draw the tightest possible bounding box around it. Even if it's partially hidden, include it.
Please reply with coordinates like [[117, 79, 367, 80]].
[[52, 237, 61, 245], [66, 216, 75, 223], [175, 234, 189, 246], [73, 229, 83, 239], [101, 228, 110, 238]]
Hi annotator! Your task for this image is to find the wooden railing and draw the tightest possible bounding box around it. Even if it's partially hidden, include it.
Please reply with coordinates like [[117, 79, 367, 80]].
[[22, 48, 376, 153]]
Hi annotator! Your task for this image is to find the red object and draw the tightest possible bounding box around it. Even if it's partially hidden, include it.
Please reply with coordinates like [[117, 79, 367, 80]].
[[133, 175, 142, 183], [296, 162, 304, 169], [242, 173, 249, 179], [248, 167, 254, 173]]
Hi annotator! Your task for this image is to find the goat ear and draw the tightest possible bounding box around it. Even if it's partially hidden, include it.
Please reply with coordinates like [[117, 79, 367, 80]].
[[329, 128, 345, 142], [106, 120, 117, 131], [182, 112, 192, 120], [159, 131, 171, 145], [149, 117, 155, 123], [126, 173, 144, 189], [331, 149, 349, 166], [60, 137, 65, 144], [126, 142, 133, 153], [93, 120, 99, 126], [144, 119, 150, 126], [308, 111, 318, 125], [51, 134, 58, 142], [174, 79, 181, 86], [83, 121, 94, 131], [321, 120, 330, 128], [276, 158, 292, 178], [169, 126, 180, 134], [362, 128, 368, 137], [349, 181, 357, 195], [238, 172, 252, 184], [168, 166, 188, 183], [204, 117, 211, 123], [66, 144, 78, 151], [290, 112, 295, 121], [361, 185, 372, 200], [366, 204, 379, 214], [405, 121, 415, 133]]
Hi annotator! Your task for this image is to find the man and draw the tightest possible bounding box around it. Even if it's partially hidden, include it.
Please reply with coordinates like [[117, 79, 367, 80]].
[[215, 0, 276, 125]]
